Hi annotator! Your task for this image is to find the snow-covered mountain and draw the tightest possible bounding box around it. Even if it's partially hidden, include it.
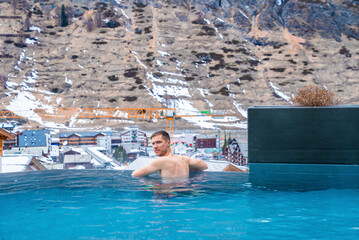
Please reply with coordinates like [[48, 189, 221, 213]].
[[1, 0, 358, 130]]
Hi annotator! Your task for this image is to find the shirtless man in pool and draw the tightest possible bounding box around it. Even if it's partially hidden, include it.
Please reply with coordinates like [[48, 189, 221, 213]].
[[132, 131, 208, 180]]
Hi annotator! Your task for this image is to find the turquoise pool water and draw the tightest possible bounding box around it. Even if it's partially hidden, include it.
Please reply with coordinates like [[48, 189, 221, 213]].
[[0, 166, 358, 239]]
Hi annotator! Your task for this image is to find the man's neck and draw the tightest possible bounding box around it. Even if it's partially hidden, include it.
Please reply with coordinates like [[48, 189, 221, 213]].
[[161, 150, 173, 157]]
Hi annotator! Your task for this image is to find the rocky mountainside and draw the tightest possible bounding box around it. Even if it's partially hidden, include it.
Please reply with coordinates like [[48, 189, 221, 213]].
[[0, 0, 358, 130]]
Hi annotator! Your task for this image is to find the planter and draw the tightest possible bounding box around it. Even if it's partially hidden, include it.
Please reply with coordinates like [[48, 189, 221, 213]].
[[248, 105, 359, 165]]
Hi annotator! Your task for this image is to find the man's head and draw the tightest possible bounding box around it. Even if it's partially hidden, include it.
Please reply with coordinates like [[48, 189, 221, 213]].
[[151, 131, 170, 142], [151, 131, 171, 156]]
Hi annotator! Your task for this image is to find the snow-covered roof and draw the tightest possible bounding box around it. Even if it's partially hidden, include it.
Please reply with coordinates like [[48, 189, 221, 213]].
[[126, 156, 154, 170], [204, 160, 229, 172], [86, 147, 113, 163], [59, 131, 112, 138], [120, 128, 147, 135], [63, 147, 87, 155], [0, 155, 32, 173], [91, 158, 103, 167], [0, 128, 16, 140], [64, 154, 91, 163], [22, 129, 50, 135], [0, 123, 15, 128]]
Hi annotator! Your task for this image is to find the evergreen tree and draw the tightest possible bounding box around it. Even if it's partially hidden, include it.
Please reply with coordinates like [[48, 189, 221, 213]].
[[222, 133, 228, 153], [113, 146, 122, 159], [228, 133, 232, 145], [113, 146, 129, 164], [61, 4, 68, 27]]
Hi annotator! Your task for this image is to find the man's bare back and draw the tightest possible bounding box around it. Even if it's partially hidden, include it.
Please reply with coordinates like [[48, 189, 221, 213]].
[[156, 155, 190, 178], [131, 131, 207, 179]]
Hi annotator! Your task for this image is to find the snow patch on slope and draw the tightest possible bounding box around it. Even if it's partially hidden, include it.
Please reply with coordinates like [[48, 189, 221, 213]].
[[269, 82, 292, 102], [233, 100, 247, 118]]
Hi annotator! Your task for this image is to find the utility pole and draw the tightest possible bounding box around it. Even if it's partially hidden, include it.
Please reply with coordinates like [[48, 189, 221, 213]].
[[217, 128, 221, 160]]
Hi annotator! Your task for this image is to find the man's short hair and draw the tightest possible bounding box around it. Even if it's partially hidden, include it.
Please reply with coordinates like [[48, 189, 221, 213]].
[[151, 131, 170, 141]]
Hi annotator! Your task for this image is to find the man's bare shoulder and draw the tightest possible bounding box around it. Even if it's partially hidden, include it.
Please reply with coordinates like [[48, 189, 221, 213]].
[[151, 156, 171, 164], [151, 154, 184, 165], [179, 155, 192, 162], [166, 155, 192, 163], [181, 155, 192, 160]]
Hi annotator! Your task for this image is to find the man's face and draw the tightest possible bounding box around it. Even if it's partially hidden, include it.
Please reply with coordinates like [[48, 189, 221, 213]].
[[151, 135, 170, 156]]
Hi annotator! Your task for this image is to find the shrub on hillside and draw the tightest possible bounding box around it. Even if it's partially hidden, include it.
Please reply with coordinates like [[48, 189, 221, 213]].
[[291, 85, 338, 107]]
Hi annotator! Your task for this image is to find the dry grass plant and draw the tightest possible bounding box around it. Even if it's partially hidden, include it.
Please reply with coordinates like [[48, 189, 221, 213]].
[[291, 85, 338, 107]]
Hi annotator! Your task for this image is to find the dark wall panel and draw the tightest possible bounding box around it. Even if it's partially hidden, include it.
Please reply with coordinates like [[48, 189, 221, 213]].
[[248, 106, 359, 164]]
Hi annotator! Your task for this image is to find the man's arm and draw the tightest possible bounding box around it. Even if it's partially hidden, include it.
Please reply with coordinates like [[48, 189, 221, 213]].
[[188, 157, 208, 171], [131, 159, 162, 177]]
